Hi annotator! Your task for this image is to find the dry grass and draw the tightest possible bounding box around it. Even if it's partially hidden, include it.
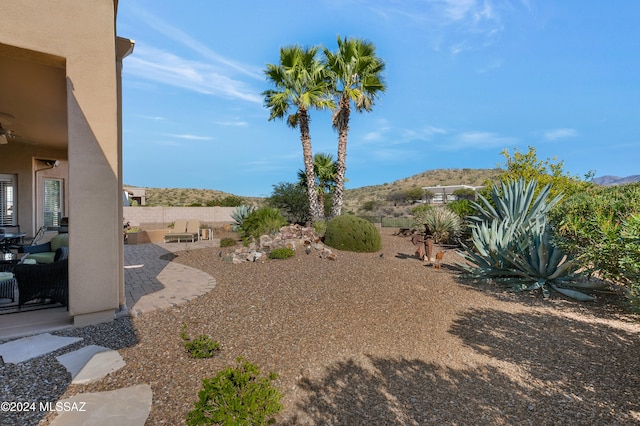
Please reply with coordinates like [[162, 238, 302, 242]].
[[51, 228, 640, 425]]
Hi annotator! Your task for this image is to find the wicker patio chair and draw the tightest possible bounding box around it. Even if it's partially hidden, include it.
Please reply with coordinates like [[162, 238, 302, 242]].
[[13, 258, 68, 308]]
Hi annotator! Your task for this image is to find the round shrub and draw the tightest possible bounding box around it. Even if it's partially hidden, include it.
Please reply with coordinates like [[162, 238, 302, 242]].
[[324, 215, 381, 252], [268, 247, 295, 259], [186, 357, 282, 425], [220, 237, 236, 247]]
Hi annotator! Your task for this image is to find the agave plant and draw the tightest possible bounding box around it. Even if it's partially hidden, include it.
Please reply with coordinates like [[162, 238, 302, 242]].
[[412, 207, 463, 244], [469, 178, 563, 231], [457, 178, 600, 301], [231, 205, 256, 231]]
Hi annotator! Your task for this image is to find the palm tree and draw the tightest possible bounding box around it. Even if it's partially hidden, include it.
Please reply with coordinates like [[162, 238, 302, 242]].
[[263, 46, 334, 222], [297, 152, 337, 218], [324, 36, 386, 217]]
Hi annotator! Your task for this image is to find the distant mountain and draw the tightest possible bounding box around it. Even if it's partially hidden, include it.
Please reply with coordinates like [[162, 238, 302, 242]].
[[592, 175, 640, 186]]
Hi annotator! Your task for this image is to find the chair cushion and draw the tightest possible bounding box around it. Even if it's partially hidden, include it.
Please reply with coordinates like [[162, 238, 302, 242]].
[[25, 252, 56, 264], [50, 233, 69, 252]]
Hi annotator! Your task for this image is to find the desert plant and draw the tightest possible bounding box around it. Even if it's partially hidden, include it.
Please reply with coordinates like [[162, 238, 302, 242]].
[[231, 205, 256, 231], [220, 237, 236, 248], [240, 207, 288, 240], [186, 357, 283, 426], [412, 208, 463, 244], [180, 326, 221, 359], [410, 204, 432, 215], [496, 146, 593, 201], [452, 188, 477, 201], [457, 178, 596, 300], [267, 182, 311, 224], [446, 199, 475, 219], [324, 215, 381, 252], [313, 219, 327, 237], [549, 183, 640, 308], [268, 247, 296, 259]]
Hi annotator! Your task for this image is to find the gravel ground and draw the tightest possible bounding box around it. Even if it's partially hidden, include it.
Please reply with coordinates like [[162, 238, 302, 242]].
[[3, 228, 640, 425]]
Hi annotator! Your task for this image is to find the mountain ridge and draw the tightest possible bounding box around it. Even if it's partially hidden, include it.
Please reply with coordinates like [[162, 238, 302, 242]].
[[591, 175, 640, 186]]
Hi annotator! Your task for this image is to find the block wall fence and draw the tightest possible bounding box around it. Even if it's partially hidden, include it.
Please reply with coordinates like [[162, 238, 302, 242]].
[[123, 206, 236, 229]]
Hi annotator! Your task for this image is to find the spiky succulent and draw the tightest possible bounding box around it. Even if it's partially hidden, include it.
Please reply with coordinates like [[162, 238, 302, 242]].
[[231, 205, 256, 231], [457, 179, 600, 301], [412, 207, 463, 244]]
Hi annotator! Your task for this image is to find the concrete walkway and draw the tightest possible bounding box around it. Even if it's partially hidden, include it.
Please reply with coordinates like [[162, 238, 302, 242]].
[[124, 238, 219, 315], [0, 238, 220, 425]]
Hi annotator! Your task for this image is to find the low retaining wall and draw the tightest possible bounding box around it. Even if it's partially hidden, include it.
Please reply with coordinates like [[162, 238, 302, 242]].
[[123, 206, 235, 229]]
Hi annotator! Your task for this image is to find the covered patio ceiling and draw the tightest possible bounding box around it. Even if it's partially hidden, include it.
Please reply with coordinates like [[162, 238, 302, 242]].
[[0, 43, 67, 150]]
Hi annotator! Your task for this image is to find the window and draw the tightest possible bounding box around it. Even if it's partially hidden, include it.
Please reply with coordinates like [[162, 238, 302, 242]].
[[0, 174, 17, 226], [44, 178, 63, 227]]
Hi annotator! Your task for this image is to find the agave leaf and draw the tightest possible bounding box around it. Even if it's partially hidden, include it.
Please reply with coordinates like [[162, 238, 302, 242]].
[[550, 284, 595, 301]]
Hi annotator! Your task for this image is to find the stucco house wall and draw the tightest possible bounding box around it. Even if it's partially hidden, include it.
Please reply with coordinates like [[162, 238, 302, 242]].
[[3, 1, 133, 326]]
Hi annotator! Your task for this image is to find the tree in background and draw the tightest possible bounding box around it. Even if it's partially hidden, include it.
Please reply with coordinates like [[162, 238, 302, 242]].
[[404, 187, 425, 204], [324, 36, 386, 217], [496, 146, 593, 200], [297, 152, 337, 219], [263, 46, 334, 222], [267, 182, 310, 224]]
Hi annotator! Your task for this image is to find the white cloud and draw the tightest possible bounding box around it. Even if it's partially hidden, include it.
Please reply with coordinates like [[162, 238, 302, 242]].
[[544, 128, 578, 141], [128, 4, 262, 80], [125, 45, 262, 104], [170, 134, 214, 141], [216, 120, 249, 127]]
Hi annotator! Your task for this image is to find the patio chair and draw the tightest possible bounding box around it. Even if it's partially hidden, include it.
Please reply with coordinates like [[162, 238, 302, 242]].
[[13, 258, 69, 308], [164, 219, 199, 243]]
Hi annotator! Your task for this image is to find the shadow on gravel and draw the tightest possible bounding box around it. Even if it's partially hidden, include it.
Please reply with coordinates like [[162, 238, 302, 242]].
[[287, 309, 640, 425]]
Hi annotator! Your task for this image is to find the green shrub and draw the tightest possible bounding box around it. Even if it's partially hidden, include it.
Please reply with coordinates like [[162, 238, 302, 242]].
[[231, 205, 256, 231], [220, 237, 236, 248], [446, 199, 475, 219], [267, 182, 310, 224], [549, 183, 640, 309], [313, 219, 327, 237], [181, 326, 220, 359], [410, 204, 432, 215], [186, 357, 283, 426], [209, 195, 246, 207], [240, 207, 287, 240], [324, 215, 381, 252], [361, 200, 377, 211], [268, 247, 296, 259]]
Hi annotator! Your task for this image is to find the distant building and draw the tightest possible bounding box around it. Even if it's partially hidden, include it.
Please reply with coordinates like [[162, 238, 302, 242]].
[[422, 185, 483, 204], [123, 187, 146, 206]]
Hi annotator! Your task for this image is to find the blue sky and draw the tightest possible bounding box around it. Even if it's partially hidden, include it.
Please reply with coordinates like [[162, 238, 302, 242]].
[[118, 1, 639, 197]]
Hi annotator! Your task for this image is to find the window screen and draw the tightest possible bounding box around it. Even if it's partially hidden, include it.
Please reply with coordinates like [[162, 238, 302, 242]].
[[0, 174, 17, 226], [44, 178, 63, 227]]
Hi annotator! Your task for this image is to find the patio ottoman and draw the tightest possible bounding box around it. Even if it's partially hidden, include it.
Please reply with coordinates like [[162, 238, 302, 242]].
[[0, 271, 16, 302]]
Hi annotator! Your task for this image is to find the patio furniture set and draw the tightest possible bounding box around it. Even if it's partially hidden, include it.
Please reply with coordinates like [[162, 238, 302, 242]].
[[0, 229, 69, 310], [163, 219, 202, 243]]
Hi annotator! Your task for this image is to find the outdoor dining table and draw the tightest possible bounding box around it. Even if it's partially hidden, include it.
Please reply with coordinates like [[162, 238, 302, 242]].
[[0, 233, 26, 256]]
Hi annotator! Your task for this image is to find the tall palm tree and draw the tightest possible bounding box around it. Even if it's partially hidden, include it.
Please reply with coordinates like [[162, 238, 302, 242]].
[[263, 46, 334, 222], [324, 36, 386, 217], [297, 152, 337, 218]]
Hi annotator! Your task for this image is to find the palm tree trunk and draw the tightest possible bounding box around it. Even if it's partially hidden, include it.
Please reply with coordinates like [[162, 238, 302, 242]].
[[298, 109, 322, 221], [330, 97, 350, 217]]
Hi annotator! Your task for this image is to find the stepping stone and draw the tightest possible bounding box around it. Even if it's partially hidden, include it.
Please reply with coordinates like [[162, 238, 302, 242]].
[[0, 333, 82, 364], [50, 384, 152, 426], [56, 345, 126, 384]]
